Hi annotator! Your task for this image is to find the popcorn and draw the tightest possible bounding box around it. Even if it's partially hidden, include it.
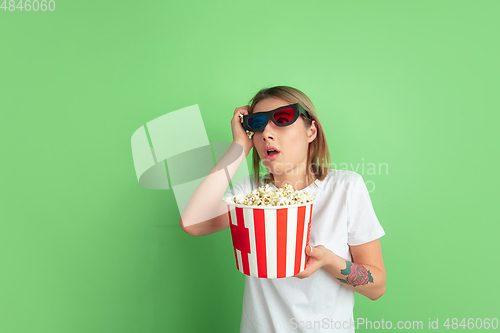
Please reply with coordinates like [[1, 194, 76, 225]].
[[225, 183, 315, 207], [239, 113, 255, 139]]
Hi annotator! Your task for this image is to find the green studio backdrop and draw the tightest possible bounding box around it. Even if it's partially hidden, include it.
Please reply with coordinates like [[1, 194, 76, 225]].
[[1, 0, 499, 332]]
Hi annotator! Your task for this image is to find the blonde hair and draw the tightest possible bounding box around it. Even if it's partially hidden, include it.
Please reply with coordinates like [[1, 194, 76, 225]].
[[246, 85, 331, 189]]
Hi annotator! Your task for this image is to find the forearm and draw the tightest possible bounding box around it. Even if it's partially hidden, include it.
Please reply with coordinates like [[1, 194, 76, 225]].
[[180, 142, 246, 228], [322, 249, 386, 301]]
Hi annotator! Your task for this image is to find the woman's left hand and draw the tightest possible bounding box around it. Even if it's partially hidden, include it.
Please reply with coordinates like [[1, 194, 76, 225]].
[[293, 244, 330, 279]]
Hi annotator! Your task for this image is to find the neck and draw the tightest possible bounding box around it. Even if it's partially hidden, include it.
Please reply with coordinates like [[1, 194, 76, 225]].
[[271, 162, 314, 191]]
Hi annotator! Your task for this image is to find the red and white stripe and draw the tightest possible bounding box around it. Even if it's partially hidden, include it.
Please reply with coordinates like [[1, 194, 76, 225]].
[[228, 204, 313, 278]]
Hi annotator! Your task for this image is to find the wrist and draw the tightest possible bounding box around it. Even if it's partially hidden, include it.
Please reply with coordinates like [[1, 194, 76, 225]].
[[233, 141, 252, 156], [325, 249, 344, 271]]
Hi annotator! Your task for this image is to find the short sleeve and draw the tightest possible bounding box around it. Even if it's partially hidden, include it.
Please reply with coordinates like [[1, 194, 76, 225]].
[[346, 174, 385, 245], [222, 175, 251, 201]]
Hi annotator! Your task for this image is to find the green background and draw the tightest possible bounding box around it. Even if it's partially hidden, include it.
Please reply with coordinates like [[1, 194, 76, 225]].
[[1, 0, 499, 332]]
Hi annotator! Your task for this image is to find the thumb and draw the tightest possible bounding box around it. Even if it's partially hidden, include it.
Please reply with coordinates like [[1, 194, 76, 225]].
[[307, 245, 314, 255]]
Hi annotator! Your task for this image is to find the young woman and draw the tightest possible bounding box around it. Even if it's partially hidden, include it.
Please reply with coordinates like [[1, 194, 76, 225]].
[[180, 86, 386, 333]]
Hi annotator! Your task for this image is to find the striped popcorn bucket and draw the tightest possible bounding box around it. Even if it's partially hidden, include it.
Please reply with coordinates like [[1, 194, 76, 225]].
[[224, 201, 315, 278]]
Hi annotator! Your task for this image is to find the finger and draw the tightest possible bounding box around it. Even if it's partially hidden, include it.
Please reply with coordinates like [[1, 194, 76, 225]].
[[233, 109, 247, 122], [235, 106, 249, 113], [299, 268, 309, 277]]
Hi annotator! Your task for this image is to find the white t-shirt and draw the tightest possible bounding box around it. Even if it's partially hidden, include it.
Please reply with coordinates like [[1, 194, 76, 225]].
[[223, 168, 386, 333]]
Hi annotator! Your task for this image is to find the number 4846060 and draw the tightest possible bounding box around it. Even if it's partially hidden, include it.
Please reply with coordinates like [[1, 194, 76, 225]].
[[443, 318, 498, 330], [1, 0, 56, 11]]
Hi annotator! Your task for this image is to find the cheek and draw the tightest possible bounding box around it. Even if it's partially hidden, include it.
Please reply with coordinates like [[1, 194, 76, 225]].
[[287, 136, 309, 156], [286, 131, 306, 146]]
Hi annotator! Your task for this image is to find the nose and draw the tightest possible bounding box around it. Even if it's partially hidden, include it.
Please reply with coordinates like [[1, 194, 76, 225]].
[[261, 120, 277, 141]]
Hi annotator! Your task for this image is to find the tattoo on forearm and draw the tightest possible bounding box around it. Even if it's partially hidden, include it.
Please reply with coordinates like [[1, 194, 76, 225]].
[[336, 260, 374, 287]]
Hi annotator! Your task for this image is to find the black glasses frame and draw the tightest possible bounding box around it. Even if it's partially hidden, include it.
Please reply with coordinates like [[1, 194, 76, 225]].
[[241, 103, 311, 132]]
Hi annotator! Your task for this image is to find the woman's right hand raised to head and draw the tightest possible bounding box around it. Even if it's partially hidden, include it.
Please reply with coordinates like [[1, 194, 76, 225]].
[[231, 105, 255, 155]]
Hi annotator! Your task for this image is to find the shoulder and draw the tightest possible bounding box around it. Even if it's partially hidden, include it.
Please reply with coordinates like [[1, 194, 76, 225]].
[[235, 174, 253, 188], [232, 174, 263, 193], [322, 168, 362, 185], [316, 169, 365, 199]]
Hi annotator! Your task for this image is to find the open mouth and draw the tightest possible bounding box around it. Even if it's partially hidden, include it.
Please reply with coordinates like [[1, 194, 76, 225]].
[[266, 146, 281, 158]]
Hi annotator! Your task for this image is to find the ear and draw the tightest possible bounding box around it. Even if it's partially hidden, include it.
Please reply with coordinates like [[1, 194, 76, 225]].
[[307, 120, 317, 143]]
